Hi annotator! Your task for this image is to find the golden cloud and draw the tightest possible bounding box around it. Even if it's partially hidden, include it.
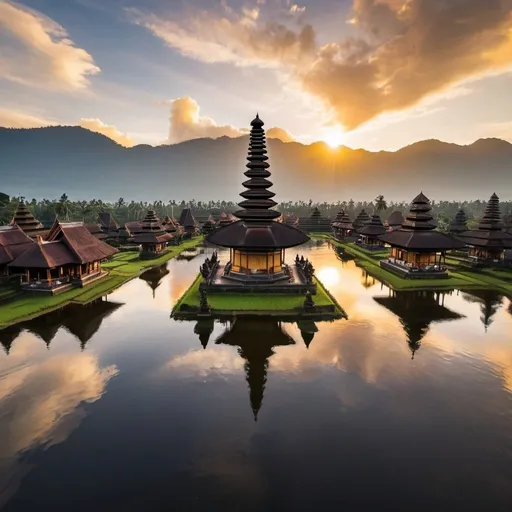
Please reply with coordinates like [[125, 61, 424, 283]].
[[79, 118, 135, 147], [0, 1, 100, 90], [266, 126, 295, 142], [0, 108, 56, 129]]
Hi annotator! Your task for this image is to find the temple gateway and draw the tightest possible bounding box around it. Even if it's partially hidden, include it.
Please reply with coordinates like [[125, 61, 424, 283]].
[[205, 114, 312, 292]]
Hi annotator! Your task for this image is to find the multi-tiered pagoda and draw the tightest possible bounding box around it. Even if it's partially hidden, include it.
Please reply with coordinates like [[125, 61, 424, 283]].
[[206, 114, 309, 284], [448, 209, 468, 235], [353, 209, 371, 232], [132, 209, 173, 259], [357, 214, 387, 249], [379, 192, 464, 278], [457, 193, 512, 262], [10, 200, 47, 239]]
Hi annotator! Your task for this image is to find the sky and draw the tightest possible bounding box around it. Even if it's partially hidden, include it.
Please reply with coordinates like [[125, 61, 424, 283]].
[[1, 0, 512, 151]]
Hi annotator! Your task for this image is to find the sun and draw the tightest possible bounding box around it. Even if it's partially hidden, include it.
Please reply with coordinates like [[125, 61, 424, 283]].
[[323, 127, 345, 148]]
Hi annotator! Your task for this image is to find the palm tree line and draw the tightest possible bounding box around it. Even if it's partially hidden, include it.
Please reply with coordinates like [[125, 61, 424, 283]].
[[0, 192, 511, 230]]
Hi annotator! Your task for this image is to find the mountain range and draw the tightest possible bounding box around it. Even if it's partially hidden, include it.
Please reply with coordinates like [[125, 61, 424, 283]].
[[1, 126, 511, 202]]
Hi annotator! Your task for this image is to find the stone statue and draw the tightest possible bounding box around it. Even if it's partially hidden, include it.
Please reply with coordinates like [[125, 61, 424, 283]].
[[199, 288, 210, 312], [303, 291, 315, 311]]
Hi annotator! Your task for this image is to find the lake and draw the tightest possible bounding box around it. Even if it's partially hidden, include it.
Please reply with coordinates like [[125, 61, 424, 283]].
[[1, 240, 512, 511]]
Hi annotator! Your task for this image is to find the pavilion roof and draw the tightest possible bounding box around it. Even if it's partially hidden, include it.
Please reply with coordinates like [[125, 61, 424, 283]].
[[179, 208, 198, 228], [386, 210, 405, 227], [0, 225, 35, 265], [98, 212, 120, 232], [132, 210, 173, 243], [359, 214, 387, 236], [8, 240, 76, 268], [10, 201, 45, 233], [448, 209, 468, 233]]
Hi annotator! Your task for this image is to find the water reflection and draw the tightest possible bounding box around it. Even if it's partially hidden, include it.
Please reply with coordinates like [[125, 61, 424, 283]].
[[462, 290, 504, 332], [139, 264, 170, 299], [374, 290, 463, 359]]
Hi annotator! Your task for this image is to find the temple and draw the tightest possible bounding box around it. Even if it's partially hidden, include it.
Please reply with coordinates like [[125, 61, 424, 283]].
[[357, 213, 387, 249], [10, 200, 47, 239], [8, 220, 118, 293], [385, 211, 405, 231], [206, 114, 310, 289], [456, 193, 512, 263], [332, 210, 354, 239], [352, 209, 371, 232], [379, 192, 465, 278], [0, 224, 35, 277], [300, 207, 331, 233], [448, 209, 468, 235], [179, 208, 199, 236], [132, 209, 174, 259]]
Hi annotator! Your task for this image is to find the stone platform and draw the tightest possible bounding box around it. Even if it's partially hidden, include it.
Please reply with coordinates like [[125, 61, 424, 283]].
[[201, 264, 317, 294]]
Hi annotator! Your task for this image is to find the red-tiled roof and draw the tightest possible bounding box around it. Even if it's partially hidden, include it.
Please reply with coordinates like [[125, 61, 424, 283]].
[[9, 240, 76, 268]]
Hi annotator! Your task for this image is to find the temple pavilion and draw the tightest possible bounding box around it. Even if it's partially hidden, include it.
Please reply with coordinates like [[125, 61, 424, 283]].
[[206, 114, 309, 286], [357, 214, 387, 249], [299, 207, 332, 233], [10, 200, 47, 239], [379, 192, 465, 278], [332, 210, 354, 239], [352, 209, 371, 232], [0, 224, 35, 277], [448, 209, 468, 235], [179, 208, 199, 236], [132, 209, 173, 259], [456, 193, 512, 263], [8, 220, 118, 293]]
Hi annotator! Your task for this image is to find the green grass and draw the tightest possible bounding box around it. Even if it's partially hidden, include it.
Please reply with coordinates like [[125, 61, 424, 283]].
[[173, 274, 345, 316], [0, 237, 204, 328]]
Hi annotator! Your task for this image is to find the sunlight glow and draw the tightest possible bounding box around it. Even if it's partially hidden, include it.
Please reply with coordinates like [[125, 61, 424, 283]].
[[317, 266, 340, 287], [322, 126, 345, 148]]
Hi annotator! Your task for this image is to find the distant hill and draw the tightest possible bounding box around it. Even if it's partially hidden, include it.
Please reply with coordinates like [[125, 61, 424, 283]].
[[1, 126, 511, 202]]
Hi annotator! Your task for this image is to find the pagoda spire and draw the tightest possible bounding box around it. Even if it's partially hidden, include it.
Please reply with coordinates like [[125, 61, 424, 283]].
[[401, 192, 436, 230], [234, 114, 280, 224], [478, 192, 503, 231]]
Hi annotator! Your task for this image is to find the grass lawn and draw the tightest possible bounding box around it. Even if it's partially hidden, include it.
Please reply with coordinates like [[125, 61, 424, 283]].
[[0, 237, 204, 328], [173, 274, 345, 317]]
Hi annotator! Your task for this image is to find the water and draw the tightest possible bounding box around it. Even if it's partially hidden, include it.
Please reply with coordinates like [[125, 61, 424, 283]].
[[1, 240, 512, 511]]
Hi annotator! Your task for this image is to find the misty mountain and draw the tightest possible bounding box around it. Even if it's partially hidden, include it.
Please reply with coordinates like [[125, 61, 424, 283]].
[[1, 126, 511, 202]]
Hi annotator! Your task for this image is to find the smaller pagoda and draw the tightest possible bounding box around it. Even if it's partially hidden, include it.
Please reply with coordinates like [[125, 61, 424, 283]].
[[448, 209, 468, 235], [456, 193, 512, 263], [200, 215, 216, 235], [10, 200, 47, 239], [179, 208, 199, 236], [132, 210, 173, 259], [352, 209, 371, 232], [332, 210, 354, 239], [379, 192, 465, 278], [357, 214, 387, 249]]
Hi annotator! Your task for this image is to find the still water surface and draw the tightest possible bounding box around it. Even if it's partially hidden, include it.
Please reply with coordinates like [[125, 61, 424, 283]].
[[1, 241, 512, 511]]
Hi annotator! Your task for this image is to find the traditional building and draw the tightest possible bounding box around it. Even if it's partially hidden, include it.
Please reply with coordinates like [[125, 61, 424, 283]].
[[352, 209, 371, 232], [332, 210, 354, 239], [85, 222, 108, 240], [299, 207, 331, 233], [8, 220, 118, 293], [206, 114, 309, 286], [456, 193, 512, 262], [132, 209, 173, 259], [10, 200, 47, 239], [98, 212, 120, 238], [357, 214, 387, 249], [179, 208, 199, 236], [283, 212, 299, 228], [200, 215, 216, 235], [379, 192, 465, 278], [386, 210, 405, 231], [448, 209, 468, 235], [0, 224, 35, 276], [217, 212, 237, 228]]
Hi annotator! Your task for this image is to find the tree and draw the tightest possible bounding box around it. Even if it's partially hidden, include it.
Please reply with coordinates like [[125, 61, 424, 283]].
[[57, 193, 71, 221], [375, 195, 387, 213]]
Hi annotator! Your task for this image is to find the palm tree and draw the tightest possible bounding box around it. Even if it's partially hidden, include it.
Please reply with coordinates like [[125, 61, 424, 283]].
[[57, 193, 71, 221], [375, 195, 387, 213]]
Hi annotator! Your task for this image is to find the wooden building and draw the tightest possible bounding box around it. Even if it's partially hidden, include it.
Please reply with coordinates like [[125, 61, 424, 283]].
[[379, 192, 465, 278], [200, 215, 216, 235], [206, 114, 309, 284], [299, 207, 331, 233], [357, 214, 387, 249], [332, 210, 354, 239], [352, 209, 371, 232], [0, 225, 35, 276], [10, 200, 48, 239], [98, 212, 120, 238], [8, 220, 118, 293], [456, 193, 512, 262], [179, 208, 199, 235], [132, 209, 173, 259]]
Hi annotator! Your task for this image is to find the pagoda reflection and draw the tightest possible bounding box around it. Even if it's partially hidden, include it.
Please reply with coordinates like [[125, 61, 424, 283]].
[[0, 298, 124, 353], [462, 290, 504, 332], [139, 264, 170, 298], [374, 290, 463, 358], [213, 319, 296, 420]]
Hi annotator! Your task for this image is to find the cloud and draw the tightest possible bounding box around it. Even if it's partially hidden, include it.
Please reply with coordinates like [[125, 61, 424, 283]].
[[133, 0, 512, 130], [0, 108, 56, 128], [267, 126, 295, 142], [0, 0, 100, 90], [167, 96, 247, 143], [79, 118, 135, 147]]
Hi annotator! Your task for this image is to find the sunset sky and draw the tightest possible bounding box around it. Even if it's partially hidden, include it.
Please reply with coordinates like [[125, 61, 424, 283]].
[[1, 0, 512, 150]]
